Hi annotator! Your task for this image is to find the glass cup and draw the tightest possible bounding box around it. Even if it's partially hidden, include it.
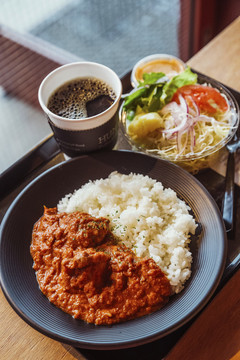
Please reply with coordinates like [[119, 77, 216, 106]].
[[38, 62, 122, 157]]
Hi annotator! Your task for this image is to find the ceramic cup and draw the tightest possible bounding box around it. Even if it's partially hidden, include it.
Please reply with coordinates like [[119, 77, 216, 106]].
[[38, 62, 122, 157]]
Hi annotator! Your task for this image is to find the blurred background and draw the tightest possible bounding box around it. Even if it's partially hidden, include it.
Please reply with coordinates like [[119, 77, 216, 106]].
[[0, 0, 240, 172]]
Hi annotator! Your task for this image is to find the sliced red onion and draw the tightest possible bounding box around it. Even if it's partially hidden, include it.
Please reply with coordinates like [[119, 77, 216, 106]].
[[160, 97, 230, 155], [161, 100, 188, 135], [178, 94, 188, 113], [185, 95, 199, 117]]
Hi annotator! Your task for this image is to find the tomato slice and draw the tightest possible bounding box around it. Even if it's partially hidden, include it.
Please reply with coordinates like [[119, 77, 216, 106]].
[[172, 84, 229, 114]]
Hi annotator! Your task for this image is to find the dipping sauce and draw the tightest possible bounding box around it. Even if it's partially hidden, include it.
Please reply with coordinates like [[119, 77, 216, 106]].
[[131, 55, 186, 86], [30, 207, 171, 325], [136, 58, 185, 80]]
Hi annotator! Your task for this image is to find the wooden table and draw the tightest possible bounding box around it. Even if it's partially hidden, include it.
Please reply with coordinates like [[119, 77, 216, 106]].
[[187, 16, 240, 93], [164, 16, 240, 360], [1, 16, 240, 360]]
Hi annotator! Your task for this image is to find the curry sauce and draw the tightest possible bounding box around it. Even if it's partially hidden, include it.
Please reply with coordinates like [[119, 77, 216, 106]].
[[30, 207, 171, 325]]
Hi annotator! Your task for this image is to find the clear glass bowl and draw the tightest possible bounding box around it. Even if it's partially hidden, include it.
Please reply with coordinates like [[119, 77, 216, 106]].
[[120, 73, 239, 173]]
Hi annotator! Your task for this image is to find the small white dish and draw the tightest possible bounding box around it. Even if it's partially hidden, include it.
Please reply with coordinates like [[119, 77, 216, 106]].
[[131, 54, 186, 87]]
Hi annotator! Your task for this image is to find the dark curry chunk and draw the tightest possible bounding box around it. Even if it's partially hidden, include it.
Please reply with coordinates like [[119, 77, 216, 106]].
[[31, 207, 171, 325]]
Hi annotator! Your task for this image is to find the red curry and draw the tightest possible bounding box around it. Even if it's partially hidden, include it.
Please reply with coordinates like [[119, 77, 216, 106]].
[[30, 207, 171, 325]]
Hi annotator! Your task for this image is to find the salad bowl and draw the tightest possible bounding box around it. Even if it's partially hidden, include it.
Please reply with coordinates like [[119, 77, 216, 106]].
[[120, 69, 239, 173]]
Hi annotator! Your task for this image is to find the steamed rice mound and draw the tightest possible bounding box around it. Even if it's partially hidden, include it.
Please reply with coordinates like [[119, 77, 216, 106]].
[[58, 172, 197, 293]]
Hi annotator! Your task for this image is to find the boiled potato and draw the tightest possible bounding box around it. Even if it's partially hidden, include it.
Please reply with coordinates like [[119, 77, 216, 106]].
[[128, 112, 164, 138]]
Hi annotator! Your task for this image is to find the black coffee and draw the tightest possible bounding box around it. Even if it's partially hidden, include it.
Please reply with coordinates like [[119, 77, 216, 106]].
[[47, 77, 116, 119]]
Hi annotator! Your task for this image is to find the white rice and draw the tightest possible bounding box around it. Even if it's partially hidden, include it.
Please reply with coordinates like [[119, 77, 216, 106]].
[[58, 172, 197, 293]]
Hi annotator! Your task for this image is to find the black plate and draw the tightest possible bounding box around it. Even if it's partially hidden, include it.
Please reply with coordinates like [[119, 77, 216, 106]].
[[0, 150, 227, 350]]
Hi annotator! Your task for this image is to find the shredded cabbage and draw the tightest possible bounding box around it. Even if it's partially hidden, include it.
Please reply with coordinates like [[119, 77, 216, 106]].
[[124, 89, 237, 173]]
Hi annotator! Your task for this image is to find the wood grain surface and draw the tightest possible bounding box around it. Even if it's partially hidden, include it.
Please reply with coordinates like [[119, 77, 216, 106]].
[[165, 269, 240, 360], [1, 16, 240, 360], [188, 17, 240, 92], [0, 290, 85, 360]]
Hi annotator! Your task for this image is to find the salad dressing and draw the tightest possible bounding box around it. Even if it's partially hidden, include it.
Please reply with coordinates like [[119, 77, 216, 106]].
[[135, 58, 185, 81]]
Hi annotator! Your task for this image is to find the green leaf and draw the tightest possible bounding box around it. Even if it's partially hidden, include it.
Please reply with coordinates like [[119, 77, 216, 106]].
[[123, 87, 147, 109], [160, 66, 198, 106], [126, 109, 135, 120], [122, 67, 197, 114], [138, 72, 166, 86], [149, 86, 163, 111]]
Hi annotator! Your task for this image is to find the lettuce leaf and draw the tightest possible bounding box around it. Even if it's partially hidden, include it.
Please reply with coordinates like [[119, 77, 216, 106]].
[[122, 72, 166, 109], [160, 66, 197, 106], [123, 67, 197, 120], [138, 72, 166, 86]]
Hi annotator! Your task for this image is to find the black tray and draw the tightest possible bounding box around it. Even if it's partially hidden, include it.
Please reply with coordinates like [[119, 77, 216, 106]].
[[1, 70, 240, 360]]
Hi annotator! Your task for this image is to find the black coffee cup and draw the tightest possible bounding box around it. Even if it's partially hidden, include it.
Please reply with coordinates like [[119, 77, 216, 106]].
[[38, 62, 122, 157]]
